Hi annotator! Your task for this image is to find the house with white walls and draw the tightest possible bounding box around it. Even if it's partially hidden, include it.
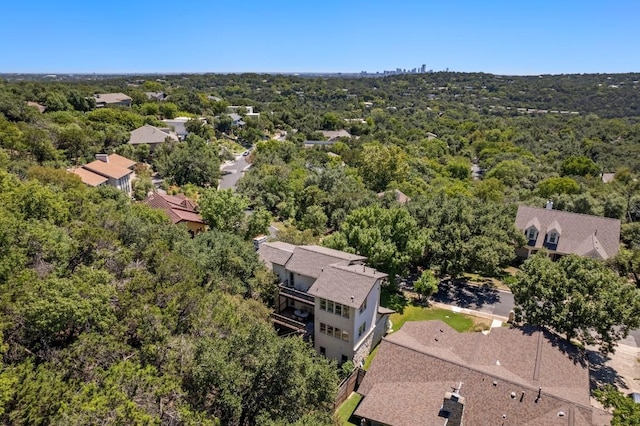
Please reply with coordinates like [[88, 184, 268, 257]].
[[258, 243, 393, 365]]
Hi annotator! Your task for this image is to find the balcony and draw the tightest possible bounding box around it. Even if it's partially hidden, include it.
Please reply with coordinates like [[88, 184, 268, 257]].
[[278, 283, 315, 305], [271, 312, 306, 333]]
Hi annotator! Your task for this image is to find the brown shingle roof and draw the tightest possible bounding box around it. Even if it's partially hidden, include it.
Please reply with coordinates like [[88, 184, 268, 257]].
[[93, 93, 132, 104], [308, 263, 386, 308], [284, 245, 366, 279], [83, 159, 132, 180], [515, 205, 620, 259], [70, 167, 108, 187], [142, 192, 203, 224], [356, 321, 606, 425]]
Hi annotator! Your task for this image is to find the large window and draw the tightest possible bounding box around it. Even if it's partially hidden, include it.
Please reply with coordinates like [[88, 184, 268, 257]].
[[319, 298, 350, 319], [358, 322, 366, 337], [320, 322, 350, 342]]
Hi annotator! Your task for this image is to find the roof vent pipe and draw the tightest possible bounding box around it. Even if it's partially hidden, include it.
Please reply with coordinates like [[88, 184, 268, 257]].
[[546, 200, 554, 210]]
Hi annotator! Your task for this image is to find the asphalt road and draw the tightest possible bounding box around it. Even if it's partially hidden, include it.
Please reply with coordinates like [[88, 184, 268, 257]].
[[218, 154, 250, 190], [432, 280, 515, 318], [432, 279, 640, 347]]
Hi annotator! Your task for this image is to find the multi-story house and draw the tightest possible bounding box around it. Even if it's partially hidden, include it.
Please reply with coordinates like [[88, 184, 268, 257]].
[[258, 243, 394, 365], [515, 202, 620, 260]]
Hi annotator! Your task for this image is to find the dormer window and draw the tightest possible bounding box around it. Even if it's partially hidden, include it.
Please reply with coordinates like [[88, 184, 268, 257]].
[[547, 232, 558, 244], [526, 227, 538, 241]]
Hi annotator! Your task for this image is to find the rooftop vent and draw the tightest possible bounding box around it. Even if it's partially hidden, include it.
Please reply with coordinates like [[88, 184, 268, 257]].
[[546, 200, 554, 210]]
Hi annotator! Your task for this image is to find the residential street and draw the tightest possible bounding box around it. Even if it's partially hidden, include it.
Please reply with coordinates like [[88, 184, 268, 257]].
[[218, 153, 251, 190], [431, 279, 515, 319]]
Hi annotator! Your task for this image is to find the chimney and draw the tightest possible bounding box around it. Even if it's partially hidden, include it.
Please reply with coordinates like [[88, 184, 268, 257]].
[[546, 200, 553, 210], [440, 391, 465, 426], [95, 153, 109, 163]]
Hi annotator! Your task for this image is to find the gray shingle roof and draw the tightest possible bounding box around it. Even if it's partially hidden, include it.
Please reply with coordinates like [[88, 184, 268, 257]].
[[283, 245, 366, 279], [356, 321, 607, 425], [130, 125, 178, 145], [257, 242, 295, 267], [308, 263, 386, 308], [515, 205, 620, 259]]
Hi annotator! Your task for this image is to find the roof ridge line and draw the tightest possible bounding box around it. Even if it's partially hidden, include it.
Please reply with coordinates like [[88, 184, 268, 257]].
[[381, 332, 593, 410]]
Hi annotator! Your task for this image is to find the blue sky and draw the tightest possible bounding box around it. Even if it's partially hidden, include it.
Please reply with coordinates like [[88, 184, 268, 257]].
[[2, 0, 639, 75]]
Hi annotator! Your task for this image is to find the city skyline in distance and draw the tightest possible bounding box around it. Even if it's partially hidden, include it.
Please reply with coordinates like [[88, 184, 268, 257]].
[[1, 0, 639, 75]]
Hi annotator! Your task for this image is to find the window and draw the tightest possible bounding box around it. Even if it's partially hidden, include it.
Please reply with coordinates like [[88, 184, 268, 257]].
[[547, 232, 558, 244], [327, 325, 334, 337], [358, 322, 366, 337], [320, 346, 326, 356], [335, 304, 342, 317], [341, 355, 348, 364], [327, 301, 334, 313], [359, 297, 367, 314], [526, 227, 538, 240], [342, 307, 350, 319], [319, 299, 326, 311], [320, 323, 326, 334], [342, 330, 350, 342], [334, 328, 342, 339]]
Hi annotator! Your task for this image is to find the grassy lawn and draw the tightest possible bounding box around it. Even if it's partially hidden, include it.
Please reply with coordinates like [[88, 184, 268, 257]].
[[461, 269, 518, 292], [336, 392, 363, 425], [390, 306, 488, 333]]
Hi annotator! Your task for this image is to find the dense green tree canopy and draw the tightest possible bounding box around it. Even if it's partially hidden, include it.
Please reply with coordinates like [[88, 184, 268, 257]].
[[512, 254, 640, 354]]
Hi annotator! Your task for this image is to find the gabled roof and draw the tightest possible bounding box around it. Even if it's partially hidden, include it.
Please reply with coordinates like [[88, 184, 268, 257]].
[[130, 125, 179, 145], [26, 101, 46, 113], [70, 167, 108, 187], [257, 242, 296, 267], [377, 189, 411, 204], [515, 205, 620, 259], [308, 263, 386, 308], [83, 159, 132, 180], [142, 192, 204, 224], [106, 153, 136, 170], [284, 245, 366, 279], [321, 129, 351, 141], [93, 93, 132, 104], [356, 321, 607, 426]]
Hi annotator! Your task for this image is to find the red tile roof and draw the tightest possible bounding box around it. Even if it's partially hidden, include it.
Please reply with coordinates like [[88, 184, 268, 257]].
[[143, 192, 204, 225]]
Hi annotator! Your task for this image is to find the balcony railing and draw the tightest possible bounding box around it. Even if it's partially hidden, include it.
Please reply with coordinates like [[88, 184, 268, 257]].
[[271, 313, 306, 332], [278, 284, 315, 305]]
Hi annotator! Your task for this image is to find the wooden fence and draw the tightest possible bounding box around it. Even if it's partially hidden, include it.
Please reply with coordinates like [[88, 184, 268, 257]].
[[334, 367, 366, 409]]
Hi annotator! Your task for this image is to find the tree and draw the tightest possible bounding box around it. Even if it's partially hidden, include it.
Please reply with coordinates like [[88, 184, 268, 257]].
[[244, 208, 272, 241], [561, 155, 600, 177], [536, 176, 580, 198], [511, 254, 640, 354], [595, 385, 640, 426], [154, 135, 220, 187], [200, 189, 248, 234], [324, 205, 426, 277], [413, 269, 438, 301]]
